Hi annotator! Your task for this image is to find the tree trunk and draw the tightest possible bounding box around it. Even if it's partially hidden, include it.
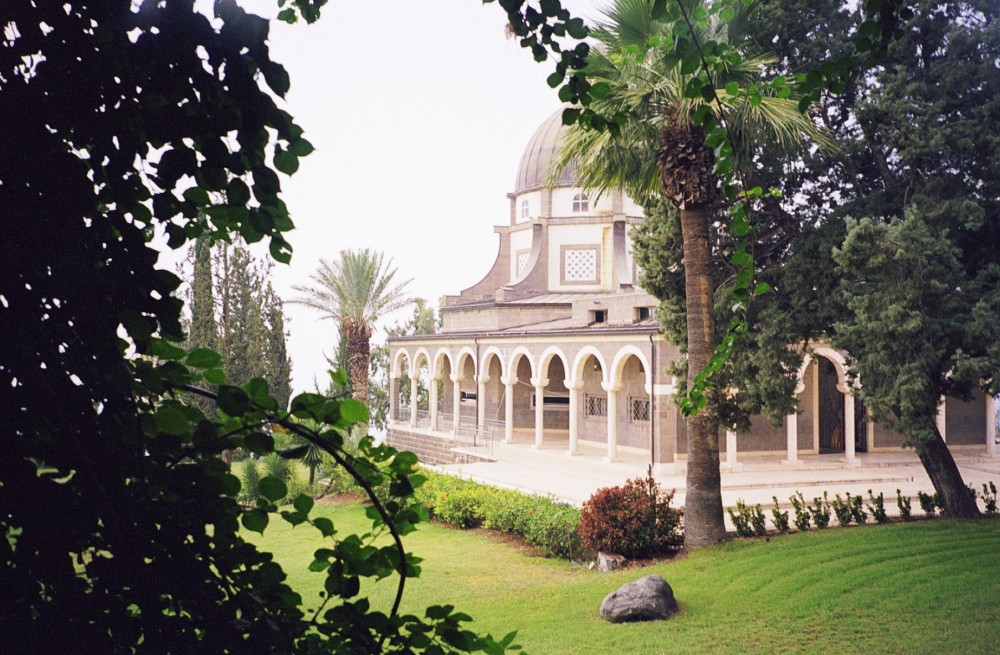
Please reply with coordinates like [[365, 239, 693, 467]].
[[344, 321, 370, 408], [679, 204, 727, 548], [915, 420, 980, 518]]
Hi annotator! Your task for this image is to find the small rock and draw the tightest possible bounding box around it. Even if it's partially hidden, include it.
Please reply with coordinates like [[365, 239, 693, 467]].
[[588, 561, 596, 570], [597, 551, 627, 572], [600, 574, 678, 623]]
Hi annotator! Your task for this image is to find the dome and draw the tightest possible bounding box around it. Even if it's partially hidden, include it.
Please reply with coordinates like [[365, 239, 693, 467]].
[[514, 109, 579, 193]]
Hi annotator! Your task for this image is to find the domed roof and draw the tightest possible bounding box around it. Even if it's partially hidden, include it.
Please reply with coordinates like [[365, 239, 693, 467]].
[[514, 109, 578, 193]]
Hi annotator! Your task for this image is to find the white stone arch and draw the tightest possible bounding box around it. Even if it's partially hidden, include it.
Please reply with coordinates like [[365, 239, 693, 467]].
[[432, 348, 454, 380], [537, 345, 569, 383], [454, 346, 478, 380], [570, 346, 608, 386], [798, 344, 852, 393], [391, 347, 412, 379], [609, 345, 653, 394], [412, 347, 433, 379], [479, 346, 507, 381], [507, 346, 536, 382]]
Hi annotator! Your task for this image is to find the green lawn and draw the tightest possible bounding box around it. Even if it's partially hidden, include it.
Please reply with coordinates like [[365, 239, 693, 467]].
[[248, 503, 1000, 655]]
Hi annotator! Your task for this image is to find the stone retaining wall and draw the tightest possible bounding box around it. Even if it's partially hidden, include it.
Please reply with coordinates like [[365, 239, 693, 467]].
[[387, 426, 493, 465]]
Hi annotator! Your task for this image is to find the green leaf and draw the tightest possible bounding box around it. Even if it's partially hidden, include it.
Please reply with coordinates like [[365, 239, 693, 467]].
[[340, 398, 368, 424], [313, 517, 335, 537], [293, 493, 314, 515], [259, 476, 288, 503], [391, 451, 419, 475], [149, 338, 187, 362], [269, 237, 292, 264], [241, 509, 269, 534], [263, 61, 290, 97], [203, 367, 226, 384], [155, 405, 190, 436], [183, 187, 210, 206], [546, 71, 563, 88], [273, 148, 299, 175], [754, 281, 772, 295], [589, 82, 611, 99], [680, 54, 701, 75], [186, 348, 223, 369], [245, 431, 274, 454], [217, 385, 251, 415], [288, 137, 315, 157]]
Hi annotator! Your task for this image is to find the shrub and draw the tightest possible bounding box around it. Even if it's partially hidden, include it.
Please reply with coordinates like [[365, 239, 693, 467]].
[[771, 497, 790, 533], [810, 492, 831, 529], [728, 500, 766, 538], [578, 471, 682, 558], [411, 471, 581, 558], [728, 500, 754, 538], [849, 493, 867, 525], [982, 481, 998, 514], [897, 489, 912, 521], [867, 490, 888, 524], [239, 458, 261, 504], [262, 452, 291, 483], [831, 494, 853, 527], [790, 492, 811, 531], [917, 491, 938, 517]]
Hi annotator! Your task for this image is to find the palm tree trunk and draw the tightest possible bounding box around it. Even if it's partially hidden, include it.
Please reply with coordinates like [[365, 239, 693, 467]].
[[679, 203, 727, 548], [344, 322, 370, 407]]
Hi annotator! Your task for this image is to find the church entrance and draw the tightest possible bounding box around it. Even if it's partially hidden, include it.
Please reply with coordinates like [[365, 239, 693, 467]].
[[817, 357, 845, 453]]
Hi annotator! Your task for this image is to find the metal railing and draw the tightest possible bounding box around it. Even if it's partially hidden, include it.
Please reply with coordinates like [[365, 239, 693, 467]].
[[397, 405, 411, 422], [415, 409, 432, 429]]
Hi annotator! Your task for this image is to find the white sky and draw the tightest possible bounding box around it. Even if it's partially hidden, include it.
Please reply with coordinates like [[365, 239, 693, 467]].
[[185, 0, 607, 393]]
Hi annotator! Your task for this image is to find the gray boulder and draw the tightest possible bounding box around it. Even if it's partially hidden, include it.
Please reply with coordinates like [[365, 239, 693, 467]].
[[599, 575, 678, 623]]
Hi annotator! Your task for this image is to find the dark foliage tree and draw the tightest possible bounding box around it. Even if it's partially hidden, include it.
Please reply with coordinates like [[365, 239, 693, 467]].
[[0, 0, 590, 652], [742, 0, 999, 518]]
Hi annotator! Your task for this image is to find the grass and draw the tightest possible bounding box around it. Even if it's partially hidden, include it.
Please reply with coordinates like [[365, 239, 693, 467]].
[[247, 502, 1000, 654]]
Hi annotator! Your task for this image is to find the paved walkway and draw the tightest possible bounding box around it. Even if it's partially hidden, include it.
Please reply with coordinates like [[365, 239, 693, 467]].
[[436, 439, 1000, 528]]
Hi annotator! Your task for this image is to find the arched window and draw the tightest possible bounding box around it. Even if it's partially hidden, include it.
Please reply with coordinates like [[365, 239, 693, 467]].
[[572, 192, 589, 213], [520, 198, 529, 219]]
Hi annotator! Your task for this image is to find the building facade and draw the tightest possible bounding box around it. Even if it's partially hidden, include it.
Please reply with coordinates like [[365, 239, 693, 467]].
[[387, 110, 998, 469]]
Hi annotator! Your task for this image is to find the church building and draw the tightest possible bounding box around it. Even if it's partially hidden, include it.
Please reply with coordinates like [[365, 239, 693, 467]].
[[386, 110, 998, 471]]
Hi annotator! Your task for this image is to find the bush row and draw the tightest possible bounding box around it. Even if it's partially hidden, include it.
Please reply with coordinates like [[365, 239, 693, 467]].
[[729, 482, 999, 537], [414, 471, 582, 559]]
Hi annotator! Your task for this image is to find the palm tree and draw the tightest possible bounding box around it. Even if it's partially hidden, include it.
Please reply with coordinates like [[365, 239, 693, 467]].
[[558, 0, 830, 548], [291, 249, 413, 407]]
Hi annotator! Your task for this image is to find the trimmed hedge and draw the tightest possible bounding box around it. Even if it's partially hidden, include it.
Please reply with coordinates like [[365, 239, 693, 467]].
[[414, 471, 581, 559], [578, 472, 683, 558]]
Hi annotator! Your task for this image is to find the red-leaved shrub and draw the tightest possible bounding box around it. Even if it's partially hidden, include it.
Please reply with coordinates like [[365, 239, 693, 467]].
[[578, 471, 683, 558]]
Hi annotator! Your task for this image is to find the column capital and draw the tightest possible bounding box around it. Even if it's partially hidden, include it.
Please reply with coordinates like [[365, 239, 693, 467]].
[[601, 381, 623, 393], [450, 373, 464, 383], [476, 373, 491, 385], [530, 377, 549, 388], [563, 379, 585, 391], [501, 375, 518, 386]]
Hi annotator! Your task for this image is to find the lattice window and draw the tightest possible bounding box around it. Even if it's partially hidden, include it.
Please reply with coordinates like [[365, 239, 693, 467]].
[[585, 394, 608, 417], [517, 251, 530, 276], [564, 248, 597, 282], [630, 397, 650, 422], [572, 192, 589, 212], [520, 198, 529, 219]]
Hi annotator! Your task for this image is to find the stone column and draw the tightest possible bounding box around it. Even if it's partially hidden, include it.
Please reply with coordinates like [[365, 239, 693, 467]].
[[565, 380, 583, 456], [389, 375, 399, 423], [935, 397, 947, 442], [987, 394, 998, 457], [501, 375, 516, 444], [409, 373, 418, 428], [477, 373, 489, 432], [429, 374, 439, 431], [843, 389, 859, 467], [451, 373, 463, 436], [602, 381, 620, 462], [724, 428, 743, 472], [783, 412, 801, 466], [531, 376, 548, 449]]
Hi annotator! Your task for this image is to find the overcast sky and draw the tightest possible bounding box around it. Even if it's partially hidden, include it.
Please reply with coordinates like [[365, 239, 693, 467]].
[[176, 0, 605, 393]]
